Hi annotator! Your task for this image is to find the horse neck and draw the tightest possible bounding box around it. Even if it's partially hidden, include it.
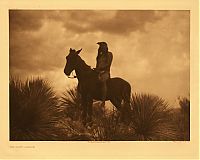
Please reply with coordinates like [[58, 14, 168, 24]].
[[75, 56, 92, 81]]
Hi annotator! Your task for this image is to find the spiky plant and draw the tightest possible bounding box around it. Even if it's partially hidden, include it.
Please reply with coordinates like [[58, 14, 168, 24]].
[[60, 87, 180, 141], [130, 93, 178, 141], [179, 97, 190, 115], [10, 77, 66, 140], [178, 97, 190, 140], [88, 110, 119, 140], [61, 87, 82, 121]]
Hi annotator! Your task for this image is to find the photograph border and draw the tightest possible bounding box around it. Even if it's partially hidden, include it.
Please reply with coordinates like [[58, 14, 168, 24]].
[[0, 0, 199, 159]]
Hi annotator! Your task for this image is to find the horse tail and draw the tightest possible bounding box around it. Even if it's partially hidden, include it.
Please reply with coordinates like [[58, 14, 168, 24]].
[[121, 81, 132, 122], [122, 81, 131, 105]]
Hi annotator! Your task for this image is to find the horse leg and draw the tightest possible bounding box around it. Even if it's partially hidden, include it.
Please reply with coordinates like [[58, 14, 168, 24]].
[[122, 88, 132, 122], [110, 97, 128, 122], [110, 97, 130, 123], [110, 98, 122, 117], [81, 95, 93, 126], [81, 97, 88, 125], [86, 98, 93, 123], [110, 98, 122, 110]]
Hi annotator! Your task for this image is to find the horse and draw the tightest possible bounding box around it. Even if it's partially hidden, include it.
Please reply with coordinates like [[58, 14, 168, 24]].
[[64, 48, 131, 124]]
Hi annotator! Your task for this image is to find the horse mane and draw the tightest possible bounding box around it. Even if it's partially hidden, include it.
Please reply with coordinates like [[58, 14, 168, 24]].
[[77, 55, 92, 72]]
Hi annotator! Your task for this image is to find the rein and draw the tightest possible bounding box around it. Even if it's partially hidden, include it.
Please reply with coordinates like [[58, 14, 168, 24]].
[[67, 76, 77, 79]]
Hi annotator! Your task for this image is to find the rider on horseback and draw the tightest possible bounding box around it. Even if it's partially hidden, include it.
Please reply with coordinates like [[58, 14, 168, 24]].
[[95, 42, 113, 108]]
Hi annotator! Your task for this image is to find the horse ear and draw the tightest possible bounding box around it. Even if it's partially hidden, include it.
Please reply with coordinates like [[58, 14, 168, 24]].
[[70, 48, 72, 52], [76, 48, 82, 54]]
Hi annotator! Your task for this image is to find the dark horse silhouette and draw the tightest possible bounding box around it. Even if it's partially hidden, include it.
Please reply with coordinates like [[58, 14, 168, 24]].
[[64, 48, 131, 123]]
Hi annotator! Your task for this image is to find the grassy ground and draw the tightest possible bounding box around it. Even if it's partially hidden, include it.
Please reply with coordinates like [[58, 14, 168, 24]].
[[9, 77, 190, 141]]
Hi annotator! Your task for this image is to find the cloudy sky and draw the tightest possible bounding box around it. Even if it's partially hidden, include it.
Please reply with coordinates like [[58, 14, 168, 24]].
[[9, 10, 190, 107]]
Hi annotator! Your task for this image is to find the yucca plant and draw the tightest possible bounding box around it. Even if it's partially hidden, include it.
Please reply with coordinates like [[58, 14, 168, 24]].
[[130, 93, 178, 141], [88, 110, 119, 140], [61, 87, 82, 121], [10, 77, 67, 140], [178, 97, 190, 140], [179, 97, 190, 115], [60, 87, 180, 141]]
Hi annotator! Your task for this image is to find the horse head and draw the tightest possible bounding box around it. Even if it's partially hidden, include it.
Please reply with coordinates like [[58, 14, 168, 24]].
[[64, 48, 82, 76]]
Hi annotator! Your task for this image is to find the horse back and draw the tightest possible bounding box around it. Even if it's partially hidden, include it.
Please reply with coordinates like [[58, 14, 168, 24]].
[[107, 77, 131, 99]]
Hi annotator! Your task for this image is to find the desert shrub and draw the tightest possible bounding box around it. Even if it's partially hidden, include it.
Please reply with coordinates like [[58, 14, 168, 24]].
[[92, 112, 136, 141], [10, 77, 67, 140], [178, 97, 190, 140], [55, 117, 94, 140], [179, 97, 190, 114], [61, 87, 82, 121], [88, 111, 120, 140], [60, 88, 181, 141], [130, 93, 178, 141]]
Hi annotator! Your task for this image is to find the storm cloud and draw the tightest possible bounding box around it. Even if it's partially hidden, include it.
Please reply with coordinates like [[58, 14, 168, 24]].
[[9, 10, 46, 32], [9, 10, 164, 34], [61, 10, 164, 34]]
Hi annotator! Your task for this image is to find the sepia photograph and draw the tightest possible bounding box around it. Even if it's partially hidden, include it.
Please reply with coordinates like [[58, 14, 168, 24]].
[[0, 0, 199, 159], [9, 10, 190, 141]]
